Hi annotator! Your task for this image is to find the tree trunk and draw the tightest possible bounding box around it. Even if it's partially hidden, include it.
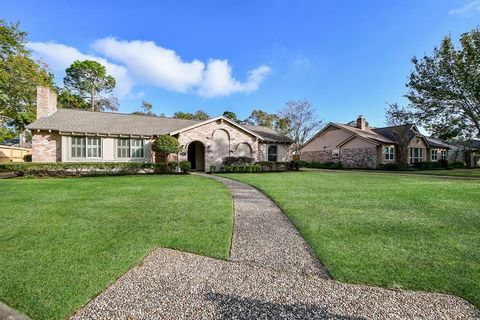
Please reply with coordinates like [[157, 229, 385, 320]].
[[91, 87, 95, 111]]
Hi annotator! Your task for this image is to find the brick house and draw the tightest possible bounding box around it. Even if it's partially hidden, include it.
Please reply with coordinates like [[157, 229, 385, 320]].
[[300, 115, 451, 169], [27, 87, 293, 171]]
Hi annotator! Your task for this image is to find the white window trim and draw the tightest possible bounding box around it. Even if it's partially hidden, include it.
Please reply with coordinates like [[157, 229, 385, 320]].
[[431, 149, 438, 161], [410, 147, 423, 163], [384, 145, 395, 161], [86, 137, 102, 159]]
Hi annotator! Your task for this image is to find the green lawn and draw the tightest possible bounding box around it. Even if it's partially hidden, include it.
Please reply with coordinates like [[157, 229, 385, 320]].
[[0, 175, 233, 319], [387, 168, 480, 178], [219, 171, 480, 307]]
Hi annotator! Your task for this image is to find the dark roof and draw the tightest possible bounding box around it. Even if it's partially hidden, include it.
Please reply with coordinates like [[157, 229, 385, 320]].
[[425, 137, 455, 149], [27, 109, 292, 143], [371, 124, 418, 142], [452, 139, 480, 150]]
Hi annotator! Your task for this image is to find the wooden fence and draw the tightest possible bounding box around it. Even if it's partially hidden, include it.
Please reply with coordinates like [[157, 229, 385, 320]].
[[0, 145, 32, 162]]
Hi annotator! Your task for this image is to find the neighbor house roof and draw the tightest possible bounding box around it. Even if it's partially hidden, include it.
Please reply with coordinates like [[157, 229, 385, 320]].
[[26, 109, 292, 143]]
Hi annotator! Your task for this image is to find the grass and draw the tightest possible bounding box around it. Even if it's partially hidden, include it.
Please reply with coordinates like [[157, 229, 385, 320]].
[[385, 168, 480, 178], [218, 171, 480, 307], [0, 175, 233, 319]]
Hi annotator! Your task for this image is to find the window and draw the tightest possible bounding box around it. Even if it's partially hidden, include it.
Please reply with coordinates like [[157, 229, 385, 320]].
[[440, 149, 447, 160], [71, 136, 102, 158], [117, 138, 144, 158], [131, 139, 144, 158], [87, 137, 102, 158], [332, 149, 340, 159], [267, 145, 278, 162], [410, 148, 423, 163], [71, 137, 85, 158], [117, 139, 130, 158], [431, 149, 438, 161], [384, 145, 394, 161]]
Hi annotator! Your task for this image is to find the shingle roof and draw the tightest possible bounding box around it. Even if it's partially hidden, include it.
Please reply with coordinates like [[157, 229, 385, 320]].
[[26, 109, 292, 143], [334, 123, 395, 144]]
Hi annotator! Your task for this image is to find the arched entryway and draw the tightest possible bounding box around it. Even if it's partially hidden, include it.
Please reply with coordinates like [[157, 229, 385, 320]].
[[187, 141, 205, 171]]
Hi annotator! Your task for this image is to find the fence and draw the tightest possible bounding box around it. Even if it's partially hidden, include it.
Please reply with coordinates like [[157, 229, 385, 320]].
[[0, 146, 32, 162]]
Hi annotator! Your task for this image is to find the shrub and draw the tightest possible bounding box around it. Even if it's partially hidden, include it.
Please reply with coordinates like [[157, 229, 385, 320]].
[[449, 160, 465, 168], [412, 161, 442, 170], [0, 162, 170, 177], [438, 159, 449, 169], [302, 161, 342, 169], [210, 164, 216, 172], [168, 161, 178, 171], [179, 160, 191, 172], [246, 165, 253, 173], [222, 157, 254, 166], [23, 154, 32, 162], [378, 163, 412, 171], [152, 135, 181, 163]]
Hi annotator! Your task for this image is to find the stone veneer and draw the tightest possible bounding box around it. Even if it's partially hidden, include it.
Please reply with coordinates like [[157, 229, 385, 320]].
[[300, 147, 378, 169], [32, 131, 61, 162], [176, 119, 259, 169], [340, 147, 377, 169]]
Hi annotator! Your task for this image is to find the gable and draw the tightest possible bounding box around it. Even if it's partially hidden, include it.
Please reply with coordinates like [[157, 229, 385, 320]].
[[340, 136, 378, 149], [301, 124, 353, 152]]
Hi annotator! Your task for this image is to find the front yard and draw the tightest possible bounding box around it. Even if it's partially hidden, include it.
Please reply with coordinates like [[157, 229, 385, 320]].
[[0, 175, 233, 319], [219, 171, 480, 307]]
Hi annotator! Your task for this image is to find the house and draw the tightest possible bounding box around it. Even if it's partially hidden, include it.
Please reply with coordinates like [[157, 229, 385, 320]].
[[450, 139, 480, 168], [300, 115, 451, 168], [26, 87, 293, 171]]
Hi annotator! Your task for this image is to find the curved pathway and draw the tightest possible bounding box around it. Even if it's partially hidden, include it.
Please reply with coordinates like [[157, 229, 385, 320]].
[[71, 174, 478, 319]]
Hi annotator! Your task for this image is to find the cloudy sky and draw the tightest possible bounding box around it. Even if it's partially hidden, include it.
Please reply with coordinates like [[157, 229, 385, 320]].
[[1, 0, 479, 126]]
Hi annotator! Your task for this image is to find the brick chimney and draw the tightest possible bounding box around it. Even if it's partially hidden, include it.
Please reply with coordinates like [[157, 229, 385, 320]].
[[356, 115, 366, 130], [36, 86, 57, 119]]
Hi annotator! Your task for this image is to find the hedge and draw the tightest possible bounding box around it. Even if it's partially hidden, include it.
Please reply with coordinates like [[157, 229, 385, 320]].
[[0, 162, 170, 177]]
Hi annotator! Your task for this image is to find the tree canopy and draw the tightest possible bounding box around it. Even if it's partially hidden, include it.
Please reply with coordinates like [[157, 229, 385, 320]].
[[152, 135, 181, 164], [222, 111, 240, 123], [0, 19, 54, 144], [173, 110, 210, 120], [63, 60, 118, 112], [278, 100, 322, 153], [404, 27, 480, 140]]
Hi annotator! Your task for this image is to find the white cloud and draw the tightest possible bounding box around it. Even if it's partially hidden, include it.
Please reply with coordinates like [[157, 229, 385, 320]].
[[449, 1, 480, 15], [27, 42, 133, 97], [28, 38, 271, 98], [198, 60, 271, 97], [92, 38, 205, 92]]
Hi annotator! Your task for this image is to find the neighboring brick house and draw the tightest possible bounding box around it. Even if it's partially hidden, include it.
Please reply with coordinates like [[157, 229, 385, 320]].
[[300, 115, 451, 169], [27, 87, 293, 171]]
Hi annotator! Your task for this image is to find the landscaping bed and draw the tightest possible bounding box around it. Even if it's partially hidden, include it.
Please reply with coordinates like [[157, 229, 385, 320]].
[[0, 175, 233, 319], [218, 171, 480, 308]]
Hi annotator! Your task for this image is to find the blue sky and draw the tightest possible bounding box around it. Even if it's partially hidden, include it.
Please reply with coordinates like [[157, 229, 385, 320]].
[[1, 0, 479, 127]]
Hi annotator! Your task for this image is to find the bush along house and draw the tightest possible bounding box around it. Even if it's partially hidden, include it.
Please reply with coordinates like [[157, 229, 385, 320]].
[[300, 115, 452, 169], [27, 86, 293, 172]]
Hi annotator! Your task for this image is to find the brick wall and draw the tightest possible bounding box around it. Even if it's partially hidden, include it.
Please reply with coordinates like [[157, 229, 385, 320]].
[[300, 150, 333, 162], [32, 131, 61, 162], [340, 147, 377, 168]]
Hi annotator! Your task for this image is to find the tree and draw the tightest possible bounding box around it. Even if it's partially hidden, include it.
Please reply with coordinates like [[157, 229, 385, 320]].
[[192, 110, 210, 121], [405, 28, 480, 139], [57, 88, 89, 110], [0, 20, 54, 145], [385, 103, 414, 166], [132, 101, 156, 116], [173, 110, 210, 120], [244, 109, 278, 128], [152, 135, 181, 164], [278, 100, 323, 153], [63, 60, 118, 112], [223, 111, 240, 123]]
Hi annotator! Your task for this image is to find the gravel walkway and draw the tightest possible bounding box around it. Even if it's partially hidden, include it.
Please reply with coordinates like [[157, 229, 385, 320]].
[[70, 174, 479, 319], [207, 174, 329, 278]]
